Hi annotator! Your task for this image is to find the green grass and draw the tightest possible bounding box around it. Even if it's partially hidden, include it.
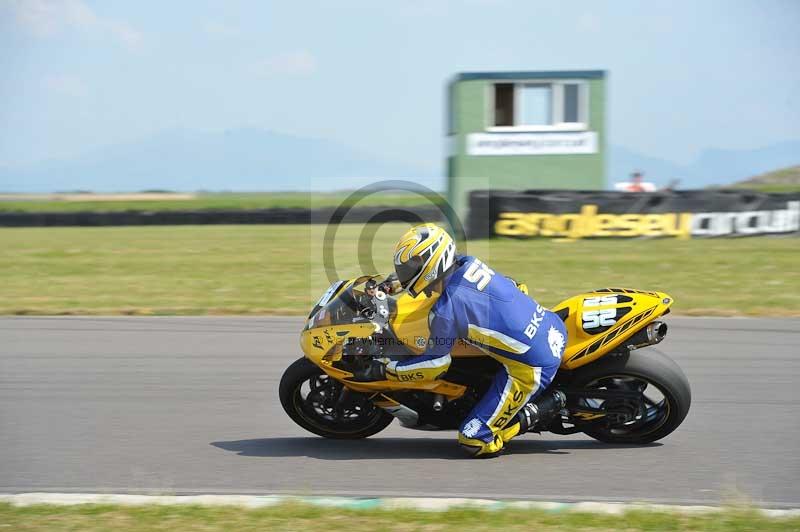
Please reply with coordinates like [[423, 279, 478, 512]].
[[1, 502, 798, 531], [730, 183, 800, 193], [731, 164, 800, 193], [0, 192, 440, 213], [0, 225, 798, 316]]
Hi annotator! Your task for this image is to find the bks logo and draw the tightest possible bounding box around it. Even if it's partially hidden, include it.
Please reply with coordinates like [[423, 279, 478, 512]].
[[524, 304, 545, 339], [491, 389, 525, 428]]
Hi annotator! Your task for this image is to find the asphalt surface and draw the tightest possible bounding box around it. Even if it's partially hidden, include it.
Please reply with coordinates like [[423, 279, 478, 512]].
[[1, 316, 799, 507]]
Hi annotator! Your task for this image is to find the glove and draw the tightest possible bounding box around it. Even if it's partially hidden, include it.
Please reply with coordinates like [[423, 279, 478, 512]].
[[380, 273, 400, 295], [347, 359, 387, 382], [378, 282, 393, 294]]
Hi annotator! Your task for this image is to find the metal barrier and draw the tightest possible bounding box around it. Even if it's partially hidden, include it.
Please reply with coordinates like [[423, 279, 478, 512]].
[[0, 206, 443, 227]]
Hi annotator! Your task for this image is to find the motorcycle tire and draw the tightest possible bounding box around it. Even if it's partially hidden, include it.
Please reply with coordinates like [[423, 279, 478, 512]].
[[279, 357, 394, 439], [571, 348, 691, 444]]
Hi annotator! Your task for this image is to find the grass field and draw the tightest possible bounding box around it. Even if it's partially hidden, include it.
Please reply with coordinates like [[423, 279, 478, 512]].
[[1, 225, 797, 316], [732, 183, 800, 193], [0, 192, 439, 213], [734, 165, 800, 193], [2, 185, 798, 215], [1, 502, 798, 531]]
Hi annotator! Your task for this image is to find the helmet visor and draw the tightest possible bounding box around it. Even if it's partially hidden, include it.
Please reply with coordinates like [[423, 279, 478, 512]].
[[395, 255, 424, 290]]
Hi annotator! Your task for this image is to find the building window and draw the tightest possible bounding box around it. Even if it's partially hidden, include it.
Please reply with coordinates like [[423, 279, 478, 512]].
[[493, 83, 514, 126], [491, 81, 588, 131], [518, 84, 551, 126], [563, 83, 580, 123]]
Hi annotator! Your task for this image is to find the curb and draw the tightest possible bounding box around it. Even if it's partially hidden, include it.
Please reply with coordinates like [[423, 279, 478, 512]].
[[1, 494, 798, 518]]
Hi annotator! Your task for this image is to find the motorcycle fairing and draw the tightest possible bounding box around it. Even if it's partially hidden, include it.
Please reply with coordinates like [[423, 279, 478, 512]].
[[553, 288, 673, 370], [300, 287, 467, 399]]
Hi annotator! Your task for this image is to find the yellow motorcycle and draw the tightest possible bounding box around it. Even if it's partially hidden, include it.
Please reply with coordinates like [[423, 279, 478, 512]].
[[279, 276, 691, 445]]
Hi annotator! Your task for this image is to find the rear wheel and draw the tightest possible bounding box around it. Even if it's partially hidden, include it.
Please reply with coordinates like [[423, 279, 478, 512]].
[[570, 348, 691, 444], [279, 357, 394, 439]]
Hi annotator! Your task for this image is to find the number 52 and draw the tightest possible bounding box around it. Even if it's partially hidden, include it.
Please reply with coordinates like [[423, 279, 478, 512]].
[[582, 309, 616, 328]]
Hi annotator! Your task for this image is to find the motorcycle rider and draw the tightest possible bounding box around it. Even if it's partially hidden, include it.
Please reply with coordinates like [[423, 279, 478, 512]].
[[350, 223, 567, 457]]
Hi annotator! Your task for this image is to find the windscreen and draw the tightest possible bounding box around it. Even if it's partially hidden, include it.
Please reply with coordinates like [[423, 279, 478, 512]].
[[305, 287, 362, 330], [305, 276, 397, 332]]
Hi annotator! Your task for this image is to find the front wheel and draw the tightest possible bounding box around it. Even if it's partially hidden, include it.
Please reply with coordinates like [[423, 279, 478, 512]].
[[570, 348, 691, 444], [278, 357, 394, 439]]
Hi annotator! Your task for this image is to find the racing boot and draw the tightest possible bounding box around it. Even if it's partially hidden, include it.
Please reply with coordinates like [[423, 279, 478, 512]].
[[517, 390, 566, 433]]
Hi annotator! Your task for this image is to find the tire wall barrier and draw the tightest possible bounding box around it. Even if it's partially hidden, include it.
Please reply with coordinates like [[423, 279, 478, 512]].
[[468, 189, 800, 239], [0, 206, 443, 228]]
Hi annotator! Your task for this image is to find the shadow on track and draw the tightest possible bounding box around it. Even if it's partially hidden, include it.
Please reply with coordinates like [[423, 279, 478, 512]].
[[211, 437, 661, 460]]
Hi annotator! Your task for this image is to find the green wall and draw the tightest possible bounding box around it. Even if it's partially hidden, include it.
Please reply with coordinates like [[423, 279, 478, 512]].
[[447, 72, 607, 221]]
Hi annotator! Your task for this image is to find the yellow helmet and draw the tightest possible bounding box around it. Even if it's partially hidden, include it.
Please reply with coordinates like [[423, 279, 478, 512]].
[[393, 223, 457, 297]]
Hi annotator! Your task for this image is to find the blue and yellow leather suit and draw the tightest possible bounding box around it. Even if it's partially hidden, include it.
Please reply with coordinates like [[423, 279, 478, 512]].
[[386, 255, 567, 456]]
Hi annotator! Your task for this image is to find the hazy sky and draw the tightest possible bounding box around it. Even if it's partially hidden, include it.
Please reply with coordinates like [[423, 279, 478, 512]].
[[1, 0, 798, 171]]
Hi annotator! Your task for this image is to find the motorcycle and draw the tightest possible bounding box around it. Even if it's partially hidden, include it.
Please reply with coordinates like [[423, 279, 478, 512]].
[[279, 275, 691, 445]]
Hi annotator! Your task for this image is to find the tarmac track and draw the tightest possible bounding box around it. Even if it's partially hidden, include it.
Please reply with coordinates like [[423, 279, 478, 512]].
[[1, 316, 798, 507]]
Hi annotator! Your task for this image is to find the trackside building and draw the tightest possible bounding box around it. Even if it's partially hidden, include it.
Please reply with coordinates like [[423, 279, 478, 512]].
[[446, 70, 607, 221]]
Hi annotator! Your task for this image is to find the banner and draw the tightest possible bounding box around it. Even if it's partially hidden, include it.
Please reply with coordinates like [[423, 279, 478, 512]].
[[468, 190, 800, 239], [466, 132, 598, 156]]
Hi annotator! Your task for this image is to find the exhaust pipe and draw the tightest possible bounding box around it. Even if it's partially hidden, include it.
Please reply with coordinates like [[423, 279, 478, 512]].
[[625, 321, 668, 350]]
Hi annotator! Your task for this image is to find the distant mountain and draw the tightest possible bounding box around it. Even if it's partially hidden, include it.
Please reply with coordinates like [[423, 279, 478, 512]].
[[608, 146, 685, 187], [0, 128, 438, 193], [1, 127, 797, 192], [609, 140, 800, 189], [738, 165, 800, 186], [730, 165, 800, 193], [689, 141, 800, 187]]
